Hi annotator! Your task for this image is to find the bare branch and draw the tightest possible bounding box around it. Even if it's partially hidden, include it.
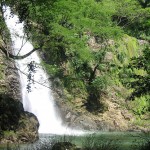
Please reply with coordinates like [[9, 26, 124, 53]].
[[0, 45, 41, 59]]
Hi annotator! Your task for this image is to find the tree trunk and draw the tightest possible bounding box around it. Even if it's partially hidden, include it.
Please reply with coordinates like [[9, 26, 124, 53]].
[[88, 64, 99, 83]]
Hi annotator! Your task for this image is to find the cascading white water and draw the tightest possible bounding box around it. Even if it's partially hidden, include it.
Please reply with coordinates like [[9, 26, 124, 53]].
[[3, 6, 84, 135]]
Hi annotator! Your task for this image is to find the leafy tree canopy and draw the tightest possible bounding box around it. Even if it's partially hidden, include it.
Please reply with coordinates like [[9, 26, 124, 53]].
[[0, 0, 149, 113]]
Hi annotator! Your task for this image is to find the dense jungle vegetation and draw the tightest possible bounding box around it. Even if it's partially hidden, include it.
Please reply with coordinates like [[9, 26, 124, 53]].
[[0, 0, 150, 122]]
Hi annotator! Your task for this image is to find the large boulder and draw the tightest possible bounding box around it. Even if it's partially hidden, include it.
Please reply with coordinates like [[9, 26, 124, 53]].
[[0, 94, 39, 144], [16, 112, 39, 143], [0, 94, 23, 131]]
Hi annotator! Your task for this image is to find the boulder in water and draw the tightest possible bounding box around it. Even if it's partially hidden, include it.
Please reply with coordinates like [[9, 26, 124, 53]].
[[52, 142, 78, 150]]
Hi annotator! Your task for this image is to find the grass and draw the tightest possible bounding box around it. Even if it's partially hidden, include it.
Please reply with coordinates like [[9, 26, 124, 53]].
[[131, 133, 150, 150], [81, 134, 120, 150], [1, 133, 149, 150]]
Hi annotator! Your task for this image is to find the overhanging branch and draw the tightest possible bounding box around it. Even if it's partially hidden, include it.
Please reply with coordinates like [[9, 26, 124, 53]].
[[0, 45, 41, 59]]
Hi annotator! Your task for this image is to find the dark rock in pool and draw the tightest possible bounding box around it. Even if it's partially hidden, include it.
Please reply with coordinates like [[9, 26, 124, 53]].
[[52, 142, 78, 150]]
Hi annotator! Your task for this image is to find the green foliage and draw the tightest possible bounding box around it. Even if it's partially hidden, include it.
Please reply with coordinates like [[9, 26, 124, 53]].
[[113, 35, 139, 66], [117, 45, 150, 115], [42, 63, 62, 77], [63, 75, 86, 95], [90, 76, 107, 93], [113, 0, 150, 39], [123, 47, 150, 99], [2, 0, 149, 115], [130, 95, 150, 116]]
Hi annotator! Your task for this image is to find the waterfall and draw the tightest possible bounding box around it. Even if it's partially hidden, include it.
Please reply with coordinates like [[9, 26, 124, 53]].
[[3, 6, 83, 135]]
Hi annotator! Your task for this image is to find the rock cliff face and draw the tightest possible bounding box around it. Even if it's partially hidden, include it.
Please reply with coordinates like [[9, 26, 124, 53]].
[[0, 46, 39, 144], [53, 86, 149, 133], [53, 92, 113, 132]]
